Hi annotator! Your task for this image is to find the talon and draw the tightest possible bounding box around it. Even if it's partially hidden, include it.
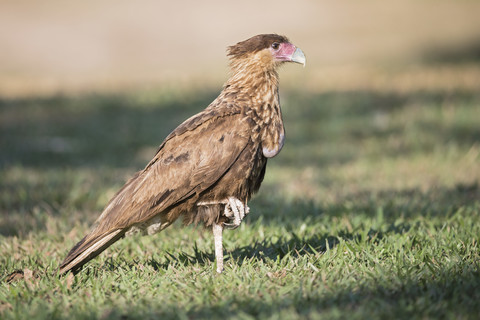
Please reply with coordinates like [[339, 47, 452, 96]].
[[203, 197, 248, 230], [222, 197, 249, 229], [223, 222, 240, 230], [228, 197, 242, 225], [224, 204, 233, 219]]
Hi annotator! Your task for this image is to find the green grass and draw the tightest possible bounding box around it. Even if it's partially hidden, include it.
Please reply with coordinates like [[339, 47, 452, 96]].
[[1, 75, 480, 319]]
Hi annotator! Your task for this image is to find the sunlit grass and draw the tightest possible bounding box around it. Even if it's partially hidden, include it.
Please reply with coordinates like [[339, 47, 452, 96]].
[[1, 65, 479, 319]]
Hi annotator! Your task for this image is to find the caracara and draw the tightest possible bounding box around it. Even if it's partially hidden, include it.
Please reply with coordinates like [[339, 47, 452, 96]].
[[59, 34, 306, 274]]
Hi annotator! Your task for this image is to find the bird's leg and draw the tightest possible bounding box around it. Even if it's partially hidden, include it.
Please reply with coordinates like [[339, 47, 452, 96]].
[[212, 222, 224, 273], [223, 197, 250, 230], [197, 197, 249, 273]]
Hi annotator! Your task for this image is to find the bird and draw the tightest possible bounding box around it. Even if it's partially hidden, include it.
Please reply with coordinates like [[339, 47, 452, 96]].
[[58, 34, 306, 275]]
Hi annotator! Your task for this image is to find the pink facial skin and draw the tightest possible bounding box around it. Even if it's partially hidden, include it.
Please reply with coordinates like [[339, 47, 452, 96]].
[[269, 42, 297, 62]]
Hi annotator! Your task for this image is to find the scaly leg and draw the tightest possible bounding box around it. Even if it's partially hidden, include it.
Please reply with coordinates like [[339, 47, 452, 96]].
[[212, 222, 224, 273], [197, 197, 250, 273]]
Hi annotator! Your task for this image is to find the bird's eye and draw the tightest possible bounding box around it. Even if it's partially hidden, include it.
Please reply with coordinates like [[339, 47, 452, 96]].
[[271, 42, 280, 50]]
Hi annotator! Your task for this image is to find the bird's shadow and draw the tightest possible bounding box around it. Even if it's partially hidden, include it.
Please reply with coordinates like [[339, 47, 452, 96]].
[[137, 221, 412, 272]]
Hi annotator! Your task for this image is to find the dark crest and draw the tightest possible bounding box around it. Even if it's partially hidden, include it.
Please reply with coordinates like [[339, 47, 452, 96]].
[[227, 34, 290, 59]]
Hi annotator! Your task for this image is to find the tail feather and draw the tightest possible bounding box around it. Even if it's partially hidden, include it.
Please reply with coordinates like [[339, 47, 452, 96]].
[[59, 229, 125, 275]]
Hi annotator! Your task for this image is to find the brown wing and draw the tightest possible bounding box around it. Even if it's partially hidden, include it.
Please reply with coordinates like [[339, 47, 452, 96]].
[[59, 108, 252, 273], [95, 110, 251, 233]]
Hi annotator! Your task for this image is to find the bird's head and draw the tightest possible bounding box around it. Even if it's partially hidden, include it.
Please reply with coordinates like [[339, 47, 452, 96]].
[[227, 34, 306, 72]]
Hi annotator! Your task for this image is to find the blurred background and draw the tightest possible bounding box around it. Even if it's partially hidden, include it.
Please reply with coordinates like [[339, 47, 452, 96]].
[[1, 0, 480, 235], [1, 0, 480, 96]]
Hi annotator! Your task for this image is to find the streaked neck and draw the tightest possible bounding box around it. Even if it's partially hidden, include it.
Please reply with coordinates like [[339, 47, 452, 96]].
[[226, 58, 279, 99]]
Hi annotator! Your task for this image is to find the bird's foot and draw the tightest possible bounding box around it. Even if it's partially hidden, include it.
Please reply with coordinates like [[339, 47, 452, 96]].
[[197, 197, 249, 230], [199, 198, 248, 273], [223, 197, 249, 230]]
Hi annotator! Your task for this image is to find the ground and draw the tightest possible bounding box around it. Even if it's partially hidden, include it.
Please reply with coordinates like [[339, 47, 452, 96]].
[[1, 62, 479, 319]]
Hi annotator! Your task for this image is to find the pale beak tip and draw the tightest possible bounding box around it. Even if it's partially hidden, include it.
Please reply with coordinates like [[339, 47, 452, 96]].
[[291, 47, 306, 67]]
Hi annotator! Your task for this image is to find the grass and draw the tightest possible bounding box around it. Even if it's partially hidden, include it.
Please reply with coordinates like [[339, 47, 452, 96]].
[[1, 66, 480, 319]]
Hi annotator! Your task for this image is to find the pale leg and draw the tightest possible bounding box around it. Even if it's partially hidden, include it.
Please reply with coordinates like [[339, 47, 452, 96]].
[[198, 198, 249, 273], [212, 222, 224, 273]]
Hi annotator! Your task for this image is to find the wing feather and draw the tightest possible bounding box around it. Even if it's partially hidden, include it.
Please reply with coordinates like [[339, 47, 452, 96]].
[[100, 111, 250, 229], [60, 108, 253, 272]]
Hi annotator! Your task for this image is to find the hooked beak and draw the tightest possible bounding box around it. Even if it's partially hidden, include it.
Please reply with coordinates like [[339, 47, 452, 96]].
[[291, 47, 306, 67]]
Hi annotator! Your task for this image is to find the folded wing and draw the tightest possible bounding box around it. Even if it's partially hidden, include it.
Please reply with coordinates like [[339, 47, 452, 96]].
[[59, 109, 252, 273]]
